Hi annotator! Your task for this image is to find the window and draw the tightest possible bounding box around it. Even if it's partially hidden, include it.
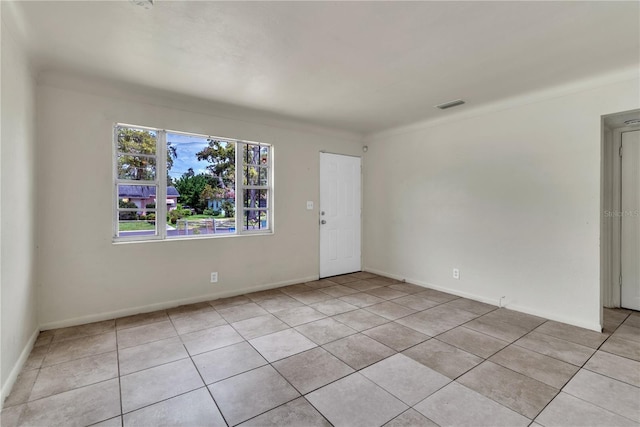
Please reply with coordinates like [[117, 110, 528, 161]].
[[114, 124, 272, 241]]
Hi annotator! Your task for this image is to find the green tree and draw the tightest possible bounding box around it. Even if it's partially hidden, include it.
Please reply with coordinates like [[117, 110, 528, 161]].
[[116, 127, 177, 181], [173, 172, 213, 213], [196, 139, 235, 189], [221, 200, 235, 218], [200, 184, 225, 207]]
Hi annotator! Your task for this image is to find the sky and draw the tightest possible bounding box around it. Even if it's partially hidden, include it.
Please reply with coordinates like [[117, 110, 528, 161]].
[[166, 133, 211, 179]]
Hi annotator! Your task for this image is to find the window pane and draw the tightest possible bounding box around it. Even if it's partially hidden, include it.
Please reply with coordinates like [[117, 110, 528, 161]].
[[117, 126, 157, 155], [243, 143, 269, 166], [167, 133, 235, 216], [168, 216, 236, 237], [243, 209, 268, 231], [260, 146, 269, 166], [117, 155, 156, 180], [243, 166, 268, 186], [243, 189, 268, 208], [118, 185, 158, 212], [118, 211, 157, 236]]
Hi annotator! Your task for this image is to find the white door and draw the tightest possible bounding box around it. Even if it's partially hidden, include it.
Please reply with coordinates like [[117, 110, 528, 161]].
[[621, 130, 640, 310], [319, 153, 361, 278]]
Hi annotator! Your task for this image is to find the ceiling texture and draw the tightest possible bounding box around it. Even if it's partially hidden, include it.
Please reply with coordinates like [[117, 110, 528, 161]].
[[6, 1, 640, 134]]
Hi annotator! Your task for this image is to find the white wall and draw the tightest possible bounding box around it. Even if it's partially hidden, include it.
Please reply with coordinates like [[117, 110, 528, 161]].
[[1, 10, 39, 402], [363, 74, 639, 331], [36, 73, 362, 328]]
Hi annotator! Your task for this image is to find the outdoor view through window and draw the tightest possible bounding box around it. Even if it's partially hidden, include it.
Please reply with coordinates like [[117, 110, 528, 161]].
[[115, 125, 271, 240]]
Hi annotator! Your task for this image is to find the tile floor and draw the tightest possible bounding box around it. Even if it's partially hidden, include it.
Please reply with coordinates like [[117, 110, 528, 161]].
[[2, 272, 639, 426]]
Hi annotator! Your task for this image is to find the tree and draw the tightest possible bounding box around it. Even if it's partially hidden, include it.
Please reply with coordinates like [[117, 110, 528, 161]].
[[221, 200, 235, 218], [116, 127, 177, 181], [196, 139, 235, 189], [167, 143, 177, 185], [173, 172, 213, 213], [194, 140, 266, 222], [200, 184, 225, 206]]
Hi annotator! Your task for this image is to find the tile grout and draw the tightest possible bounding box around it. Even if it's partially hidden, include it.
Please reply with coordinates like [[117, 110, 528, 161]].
[[5, 273, 638, 427]]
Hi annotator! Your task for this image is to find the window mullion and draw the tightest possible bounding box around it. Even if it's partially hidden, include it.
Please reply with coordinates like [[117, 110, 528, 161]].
[[236, 141, 243, 234], [157, 131, 168, 239], [113, 125, 119, 238]]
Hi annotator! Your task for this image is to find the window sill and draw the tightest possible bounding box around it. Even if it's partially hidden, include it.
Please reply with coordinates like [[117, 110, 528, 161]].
[[112, 230, 274, 245]]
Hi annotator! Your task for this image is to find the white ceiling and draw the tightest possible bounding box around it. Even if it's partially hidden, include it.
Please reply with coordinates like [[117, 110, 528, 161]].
[[8, 1, 640, 134]]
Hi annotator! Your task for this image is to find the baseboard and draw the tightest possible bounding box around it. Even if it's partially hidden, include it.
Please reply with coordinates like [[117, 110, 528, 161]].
[[363, 267, 602, 332], [1, 327, 39, 408], [40, 275, 318, 330]]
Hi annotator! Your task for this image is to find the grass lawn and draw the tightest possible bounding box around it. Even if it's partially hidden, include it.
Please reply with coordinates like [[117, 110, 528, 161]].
[[188, 214, 226, 220], [119, 221, 155, 231]]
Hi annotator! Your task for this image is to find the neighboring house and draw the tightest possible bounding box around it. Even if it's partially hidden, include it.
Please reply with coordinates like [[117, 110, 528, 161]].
[[207, 189, 235, 213], [119, 186, 180, 213]]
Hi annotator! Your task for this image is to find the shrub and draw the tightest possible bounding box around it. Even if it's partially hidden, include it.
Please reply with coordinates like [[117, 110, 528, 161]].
[[221, 201, 235, 218], [145, 203, 156, 209], [118, 200, 138, 220], [168, 208, 184, 225], [146, 213, 156, 223], [203, 208, 215, 216]]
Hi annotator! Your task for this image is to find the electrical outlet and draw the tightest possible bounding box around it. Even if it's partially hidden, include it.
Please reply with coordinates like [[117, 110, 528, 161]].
[[453, 268, 460, 279], [210, 272, 218, 283], [306, 201, 314, 210]]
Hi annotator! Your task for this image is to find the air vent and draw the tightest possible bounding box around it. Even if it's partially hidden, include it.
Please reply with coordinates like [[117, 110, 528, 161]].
[[624, 119, 640, 126], [435, 99, 465, 110]]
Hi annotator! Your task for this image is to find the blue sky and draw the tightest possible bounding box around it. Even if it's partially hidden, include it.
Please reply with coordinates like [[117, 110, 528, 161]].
[[166, 133, 210, 179]]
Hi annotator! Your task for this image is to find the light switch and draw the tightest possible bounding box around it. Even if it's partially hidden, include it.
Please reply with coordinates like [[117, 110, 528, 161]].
[[306, 201, 314, 210]]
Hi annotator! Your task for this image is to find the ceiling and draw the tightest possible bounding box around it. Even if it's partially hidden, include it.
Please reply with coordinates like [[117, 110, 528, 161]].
[[7, 1, 640, 134]]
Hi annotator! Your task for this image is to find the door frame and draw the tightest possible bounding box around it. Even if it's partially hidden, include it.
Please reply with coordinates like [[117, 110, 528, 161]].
[[619, 128, 640, 309], [601, 123, 639, 310], [318, 151, 363, 278]]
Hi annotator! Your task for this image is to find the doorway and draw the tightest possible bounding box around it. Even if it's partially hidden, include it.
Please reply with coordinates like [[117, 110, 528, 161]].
[[601, 109, 640, 311], [621, 129, 640, 309], [319, 153, 361, 278]]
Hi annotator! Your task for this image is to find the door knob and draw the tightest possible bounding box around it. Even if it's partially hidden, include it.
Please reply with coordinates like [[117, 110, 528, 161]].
[[321, 220, 326, 225], [321, 211, 325, 216]]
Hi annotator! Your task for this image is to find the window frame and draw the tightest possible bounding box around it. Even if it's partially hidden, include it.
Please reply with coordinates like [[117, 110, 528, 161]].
[[237, 140, 273, 234], [113, 123, 273, 243]]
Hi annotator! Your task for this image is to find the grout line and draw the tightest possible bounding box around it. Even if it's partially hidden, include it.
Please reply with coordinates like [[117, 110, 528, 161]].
[[165, 310, 230, 426], [168, 312, 233, 427], [13, 274, 639, 427], [527, 311, 634, 422], [557, 388, 640, 424], [114, 327, 124, 427]]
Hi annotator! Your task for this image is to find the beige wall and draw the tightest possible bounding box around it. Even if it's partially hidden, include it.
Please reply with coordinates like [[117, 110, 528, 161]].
[[1, 10, 39, 399], [36, 74, 362, 328], [363, 75, 639, 331]]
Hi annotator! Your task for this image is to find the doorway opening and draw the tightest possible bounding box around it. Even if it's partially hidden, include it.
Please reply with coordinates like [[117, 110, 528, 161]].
[[601, 109, 640, 320]]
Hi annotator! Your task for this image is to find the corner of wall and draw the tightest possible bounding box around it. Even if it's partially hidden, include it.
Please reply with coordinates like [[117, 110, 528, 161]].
[[0, 328, 39, 407], [1, 7, 40, 407]]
